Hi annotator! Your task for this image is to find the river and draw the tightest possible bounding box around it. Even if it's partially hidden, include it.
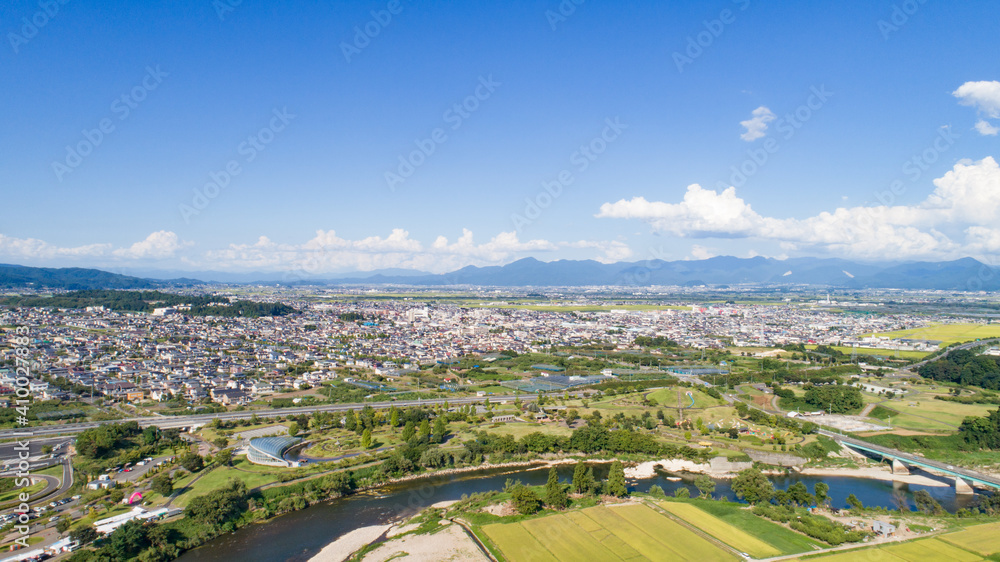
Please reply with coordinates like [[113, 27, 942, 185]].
[[177, 464, 979, 562]]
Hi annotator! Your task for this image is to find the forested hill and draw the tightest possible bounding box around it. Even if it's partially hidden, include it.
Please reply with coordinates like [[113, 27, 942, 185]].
[[0, 264, 200, 290], [918, 348, 1000, 389], [0, 290, 297, 318]]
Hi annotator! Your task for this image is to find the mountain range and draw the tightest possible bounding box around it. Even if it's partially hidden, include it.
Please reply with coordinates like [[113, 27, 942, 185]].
[[2, 257, 997, 290]]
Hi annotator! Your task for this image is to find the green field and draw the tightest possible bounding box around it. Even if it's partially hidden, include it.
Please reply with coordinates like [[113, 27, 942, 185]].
[[647, 388, 726, 409], [483, 503, 736, 562], [867, 323, 1000, 346], [939, 521, 1000, 556], [659, 501, 779, 558]]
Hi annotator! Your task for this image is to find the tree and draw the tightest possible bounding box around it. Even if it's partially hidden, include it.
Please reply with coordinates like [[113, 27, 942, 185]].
[[607, 460, 628, 497], [727, 428, 739, 440], [571, 461, 595, 495], [180, 453, 204, 473], [418, 419, 431, 439], [694, 475, 715, 499], [71, 526, 98, 545], [565, 409, 579, 425], [787, 481, 815, 506], [914, 490, 944, 515], [288, 422, 300, 437], [215, 448, 233, 466], [402, 421, 416, 441], [345, 409, 358, 431], [433, 416, 448, 443], [814, 482, 829, 505], [389, 407, 400, 428], [648, 484, 665, 498], [151, 474, 173, 497], [213, 437, 228, 449], [56, 518, 72, 533], [106, 520, 151, 560], [361, 428, 372, 449], [544, 467, 568, 508], [731, 468, 774, 504], [846, 493, 864, 511], [674, 487, 691, 499], [510, 484, 542, 515]]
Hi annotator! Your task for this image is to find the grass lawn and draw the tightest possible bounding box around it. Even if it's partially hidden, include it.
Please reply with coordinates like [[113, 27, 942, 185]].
[[488, 422, 574, 440], [668, 499, 823, 555], [0, 479, 46, 504], [170, 458, 291, 507], [806, 345, 930, 360]]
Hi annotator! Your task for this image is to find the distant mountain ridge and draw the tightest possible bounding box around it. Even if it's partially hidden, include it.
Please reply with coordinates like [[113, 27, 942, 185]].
[[318, 256, 999, 290], [3, 257, 997, 290]]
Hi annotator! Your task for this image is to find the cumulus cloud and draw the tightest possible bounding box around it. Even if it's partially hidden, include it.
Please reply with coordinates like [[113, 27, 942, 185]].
[[954, 80, 1000, 135], [739, 106, 776, 141], [597, 157, 1000, 261], [113, 231, 190, 259], [975, 120, 999, 136], [0, 234, 111, 259], [198, 229, 627, 274]]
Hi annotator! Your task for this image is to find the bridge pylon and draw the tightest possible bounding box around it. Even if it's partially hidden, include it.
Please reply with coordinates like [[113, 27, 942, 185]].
[[955, 476, 974, 494], [890, 458, 909, 475]]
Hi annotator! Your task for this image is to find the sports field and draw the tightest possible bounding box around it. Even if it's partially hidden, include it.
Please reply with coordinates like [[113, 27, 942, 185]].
[[482, 503, 737, 562], [866, 323, 1000, 346], [938, 521, 1000, 556]]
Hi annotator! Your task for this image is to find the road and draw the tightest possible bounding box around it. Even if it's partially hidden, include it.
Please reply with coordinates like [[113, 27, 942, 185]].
[[818, 429, 1000, 489], [0, 394, 537, 439]]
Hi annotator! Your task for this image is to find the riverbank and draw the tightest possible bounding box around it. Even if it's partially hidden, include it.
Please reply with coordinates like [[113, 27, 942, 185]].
[[624, 458, 951, 487]]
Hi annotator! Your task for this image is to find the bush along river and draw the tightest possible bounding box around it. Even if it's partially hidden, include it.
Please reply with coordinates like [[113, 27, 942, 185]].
[[177, 463, 981, 562]]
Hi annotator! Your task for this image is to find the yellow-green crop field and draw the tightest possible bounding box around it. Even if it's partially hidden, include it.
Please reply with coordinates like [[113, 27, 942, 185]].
[[482, 503, 736, 562], [804, 528, 998, 562], [807, 345, 930, 360], [866, 323, 1000, 346], [938, 521, 1000, 556], [658, 502, 779, 558]]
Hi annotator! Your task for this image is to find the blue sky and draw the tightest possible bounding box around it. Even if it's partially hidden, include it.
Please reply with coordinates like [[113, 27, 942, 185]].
[[2, 0, 999, 275]]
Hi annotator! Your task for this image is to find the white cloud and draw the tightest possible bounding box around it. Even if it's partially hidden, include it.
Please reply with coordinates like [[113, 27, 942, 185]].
[[597, 157, 1000, 261], [198, 229, 628, 274], [954, 81, 1000, 118], [954, 81, 1000, 135], [739, 106, 776, 141], [113, 231, 189, 259], [689, 245, 715, 260], [975, 119, 999, 136], [0, 234, 110, 259]]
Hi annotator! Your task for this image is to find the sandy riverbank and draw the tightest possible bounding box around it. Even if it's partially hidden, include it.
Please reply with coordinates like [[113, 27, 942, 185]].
[[797, 466, 948, 487], [307, 524, 392, 562], [359, 522, 488, 562], [624, 458, 950, 487]]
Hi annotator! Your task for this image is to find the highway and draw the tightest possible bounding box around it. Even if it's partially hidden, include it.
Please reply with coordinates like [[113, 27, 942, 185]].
[[0, 394, 536, 439], [818, 429, 1000, 490]]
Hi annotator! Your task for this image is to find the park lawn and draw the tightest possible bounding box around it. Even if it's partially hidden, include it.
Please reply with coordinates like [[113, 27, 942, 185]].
[[939, 521, 1000, 556], [666, 499, 823, 555], [658, 502, 779, 558], [490, 422, 574, 440], [0, 479, 46, 504], [866, 323, 1000, 346], [482, 521, 558, 562], [882, 538, 982, 562], [171, 458, 286, 507]]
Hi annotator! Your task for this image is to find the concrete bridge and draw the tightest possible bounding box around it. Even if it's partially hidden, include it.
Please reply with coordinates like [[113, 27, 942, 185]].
[[820, 429, 1000, 494]]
